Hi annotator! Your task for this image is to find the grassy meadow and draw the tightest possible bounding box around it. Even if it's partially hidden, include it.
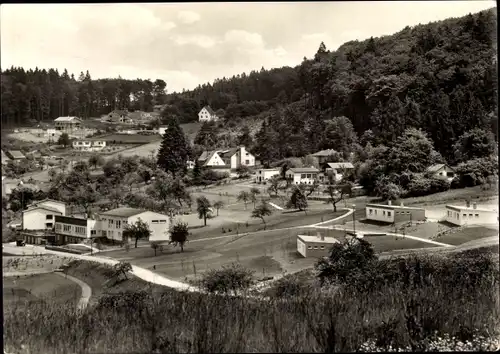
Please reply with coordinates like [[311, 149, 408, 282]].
[[3, 248, 499, 353]]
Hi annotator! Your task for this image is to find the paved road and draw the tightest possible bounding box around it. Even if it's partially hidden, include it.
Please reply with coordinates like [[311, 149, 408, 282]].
[[54, 272, 92, 310]]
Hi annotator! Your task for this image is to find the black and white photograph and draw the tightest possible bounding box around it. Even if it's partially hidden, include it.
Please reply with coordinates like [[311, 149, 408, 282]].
[[1, 1, 499, 352]]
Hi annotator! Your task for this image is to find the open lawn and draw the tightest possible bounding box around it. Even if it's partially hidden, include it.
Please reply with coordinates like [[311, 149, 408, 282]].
[[434, 226, 499, 246], [97, 133, 161, 144], [3, 273, 81, 306]]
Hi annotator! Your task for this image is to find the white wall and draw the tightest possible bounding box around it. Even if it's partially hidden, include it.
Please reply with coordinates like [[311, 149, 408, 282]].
[[240, 147, 255, 167], [23, 209, 62, 230], [159, 127, 168, 136], [130, 211, 171, 242], [365, 207, 395, 223], [445, 208, 498, 226], [37, 201, 66, 216], [206, 153, 225, 166], [287, 172, 318, 185], [297, 238, 307, 258], [256, 169, 280, 182]]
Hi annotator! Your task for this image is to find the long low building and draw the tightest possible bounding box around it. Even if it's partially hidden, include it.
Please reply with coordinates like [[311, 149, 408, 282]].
[[54, 215, 99, 244], [255, 168, 280, 183], [445, 203, 498, 226], [297, 233, 339, 258], [365, 201, 426, 223]]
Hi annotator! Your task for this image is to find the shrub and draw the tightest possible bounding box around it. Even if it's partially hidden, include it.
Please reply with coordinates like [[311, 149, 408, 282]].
[[199, 263, 255, 295]]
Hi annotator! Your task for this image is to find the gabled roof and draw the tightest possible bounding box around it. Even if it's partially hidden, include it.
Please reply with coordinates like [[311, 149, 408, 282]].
[[287, 167, 320, 174], [219, 147, 239, 158], [202, 105, 216, 115], [99, 207, 145, 218], [34, 199, 66, 206], [54, 116, 81, 122], [8, 150, 26, 159], [1, 150, 10, 160], [198, 150, 218, 161], [312, 149, 338, 157], [24, 205, 62, 214], [326, 162, 354, 169], [427, 164, 454, 173]]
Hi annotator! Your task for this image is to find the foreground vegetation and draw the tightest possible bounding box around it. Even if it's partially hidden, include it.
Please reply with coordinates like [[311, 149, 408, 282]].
[[4, 242, 499, 353]]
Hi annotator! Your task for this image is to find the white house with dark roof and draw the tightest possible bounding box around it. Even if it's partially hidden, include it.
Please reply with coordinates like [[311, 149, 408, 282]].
[[219, 146, 255, 169], [198, 106, 219, 122], [426, 163, 455, 182], [285, 167, 322, 184], [54, 116, 82, 131], [324, 162, 355, 182], [97, 207, 171, 242]]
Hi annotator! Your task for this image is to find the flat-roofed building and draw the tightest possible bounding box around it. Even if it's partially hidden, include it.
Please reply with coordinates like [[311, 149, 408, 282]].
[[54, 215, 100, 245], [445, 202, 498, 226], [365, 201, 426, 223], [297, 233, 339, 258], [255, 168, 280, 183]]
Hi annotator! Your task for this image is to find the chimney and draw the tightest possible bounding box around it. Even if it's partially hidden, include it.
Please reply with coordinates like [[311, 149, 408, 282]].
[[466, 200, 471, 208], [400, 202, 404, 207], [473, 202, 477, 210], [388, 200, 392, 206], [318, 232, 324, 241]]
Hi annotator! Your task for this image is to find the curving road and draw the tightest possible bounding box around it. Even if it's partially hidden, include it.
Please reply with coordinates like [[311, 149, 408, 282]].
[[54, 272, 92, 310]]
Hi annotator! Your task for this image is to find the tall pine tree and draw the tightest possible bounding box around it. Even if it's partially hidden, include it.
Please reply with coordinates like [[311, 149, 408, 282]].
[[157, 118, 191, 177]]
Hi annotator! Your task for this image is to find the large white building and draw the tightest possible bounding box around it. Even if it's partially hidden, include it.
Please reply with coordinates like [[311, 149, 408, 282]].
[[365, 202, 426, 223], [198, 146, 255, 169], [198, 106, 219, 122], [97, 207, 171, 242], [445, 203, 498, 226], [22, 199, 67, 231], [72, 138, 107, 152]]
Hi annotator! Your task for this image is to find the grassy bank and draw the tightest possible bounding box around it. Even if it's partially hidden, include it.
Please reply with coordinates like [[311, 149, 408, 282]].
[[3, 248, 499, 353]]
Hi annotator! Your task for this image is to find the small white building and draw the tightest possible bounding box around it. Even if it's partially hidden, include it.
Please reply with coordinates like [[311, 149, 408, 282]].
[[285, 167, 321, 185], [445, 203, 498, 226], [427, 164, 456, 182], [297, 233, 339, 258], [54, 215, 99, 244], [72, 139, 107, 152], [255, 168, 281, 183], [97, 207, 171, 243], [54, 116, 82, 131], [159, 126, 168, 136], [365, 201, 426, 223], [44, 128, 57, 137], [198, 106, 219, 122]]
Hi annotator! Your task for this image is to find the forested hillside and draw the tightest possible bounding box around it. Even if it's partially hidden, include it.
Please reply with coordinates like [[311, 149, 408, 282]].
[[0, 69, 168, 126], [1, 9, 496, 164]]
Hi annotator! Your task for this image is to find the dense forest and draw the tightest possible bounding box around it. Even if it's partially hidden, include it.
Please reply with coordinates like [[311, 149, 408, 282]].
[[0, 69, 168, 126], [1, 9, 497, 164]]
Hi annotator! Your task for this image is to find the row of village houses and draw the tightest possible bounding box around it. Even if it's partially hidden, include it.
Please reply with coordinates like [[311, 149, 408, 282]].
[[18, 199, 172, 245]]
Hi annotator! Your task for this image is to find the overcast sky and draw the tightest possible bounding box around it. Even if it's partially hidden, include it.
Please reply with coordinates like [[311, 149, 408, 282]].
[[1, 1, 496, 93]]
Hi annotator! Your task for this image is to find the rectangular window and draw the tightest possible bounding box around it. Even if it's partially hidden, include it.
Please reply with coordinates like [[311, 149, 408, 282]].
[[301, 174, 306, 179], [447, 211, 451, 217], [116, 220, 121, 228], [463, 214, 467, 218], [383, 211, 386, 216], [152, 220, 159, 224], [46, 215, 53, 220], [469, 214, 473, 218], [320, 246, 325, 250], [475, 214, 479, 218], [159, 220, 166, 224], [314, 246, 318, 249], [91, 230, 96, 235], [55, 224, 61, 230], [306, 174, 311, 178], [374, 210, 377, 215], [63, 225, 71, 232], [307, 246, 312, 250], [388, 211, 391, 217], [245, 160, 249, 165], [369, 209, 373, 215], [108, 219, 114, 227]]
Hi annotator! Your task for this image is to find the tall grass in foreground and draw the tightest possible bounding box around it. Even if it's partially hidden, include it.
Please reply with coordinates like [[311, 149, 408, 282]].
[[4, 250, 500, 353]]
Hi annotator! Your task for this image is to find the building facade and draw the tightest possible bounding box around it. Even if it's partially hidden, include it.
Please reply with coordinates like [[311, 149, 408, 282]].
[[445, 203, 498, 226], [54, 116, 82, 131], [324, 162, 354, 182], [22, 205, 63, 231], [54, 215, 99, 244], [198, 151, 226, 167], [97, 208, 171, 243], [219, 146, 255, 169], [255, 168, 280, 183], [286, 167, 321, 185], [198, 106, 219, 122], [365, 202, 426, 223], [72, 139, 107, 151], [297, 233, 339, 258]]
